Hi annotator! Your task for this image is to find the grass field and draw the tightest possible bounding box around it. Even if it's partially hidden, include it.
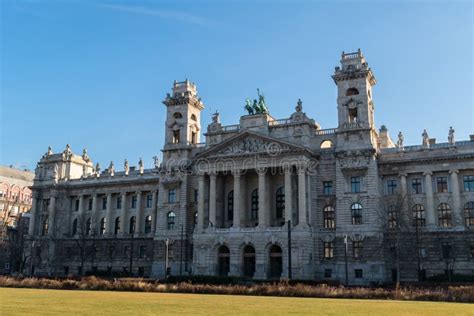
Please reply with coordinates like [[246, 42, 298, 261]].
[[1, 287, 473, 315]]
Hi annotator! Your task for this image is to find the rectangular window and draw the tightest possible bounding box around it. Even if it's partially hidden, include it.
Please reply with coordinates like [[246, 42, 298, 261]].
[[411, 178, 422, 194], [386, 179, 398, 195], [437, 177, 448, 193], [323, 242, 334, 259], [116, 196, 122, 209], [102, 198, 107, 210], [354, 269, 363, 279], [353, 241, 362, 259], [146, 194, 153, 208], [463, 175, 474, 192], [139, 246, 146, 259], [131, 195, 137, 209], [75, 199, 80, 212], [194, 189, 199, 202], [442, 243, 452, 259], [168, 189, 176, 203], [324, 269, 332, 278], [419, 247, 427, 258], [351, 177, 361, 193], [323, 181, 333, 195], [88, 199, 93, 211]]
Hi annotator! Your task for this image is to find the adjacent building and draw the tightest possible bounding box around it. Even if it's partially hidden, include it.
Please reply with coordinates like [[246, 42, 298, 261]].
[[25, 50, 474, 283]]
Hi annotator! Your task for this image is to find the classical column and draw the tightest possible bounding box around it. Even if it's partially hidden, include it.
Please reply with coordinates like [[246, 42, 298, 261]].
[[399, 173, 407, 197], [105, 193, 113, 235], [78, 195, 84, 215], [91, 194, 98, 234], [47, 193, 56, 236], [257, 167, 268, 228], [120, 192, 127, 235], [423, 172, 435, 227], [197, 174, 205, 231], [135, 191, 143, 234], [284, 166, 293, 225], [449, 169, 462, 226], [151, 190, 158, 234], [209, 172, 217, 228], [232, 170, 241, 229], [297, 166, 307, 227], [28, 193, 38, 236]]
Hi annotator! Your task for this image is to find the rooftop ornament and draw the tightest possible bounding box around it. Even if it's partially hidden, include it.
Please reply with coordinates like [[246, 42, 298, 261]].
[[245, 88, 269, 115]]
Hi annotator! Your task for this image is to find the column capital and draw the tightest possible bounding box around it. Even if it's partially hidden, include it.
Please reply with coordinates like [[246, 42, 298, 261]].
[[283, 164, 293, 173], [398, 173, 408, 178], [423, 171, 433, 177], [256, 166, 267, 175], [297, 164, 307, 173], [449, 169, 459, 175], [135, 191, 142, 196], [209, 171, 217, 179], [232, 168, 243, 177]]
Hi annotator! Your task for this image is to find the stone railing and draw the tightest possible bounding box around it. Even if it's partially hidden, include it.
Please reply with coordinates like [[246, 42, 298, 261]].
[[268, 118, 291, 126], [315, 128, 337, 136], [380, 140, 474, 154], [222, 124, 240, 132]]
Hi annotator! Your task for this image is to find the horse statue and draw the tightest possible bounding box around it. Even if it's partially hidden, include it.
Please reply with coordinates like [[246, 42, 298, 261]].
[[252, 99, 261, 114], [258, 94, 268, 114], [245, 99, 254, 115]]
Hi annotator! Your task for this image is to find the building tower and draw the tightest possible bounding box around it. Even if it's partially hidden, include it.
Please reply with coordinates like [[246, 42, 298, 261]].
[[332, 49, 377, 151], [162, 80, 205, 164]]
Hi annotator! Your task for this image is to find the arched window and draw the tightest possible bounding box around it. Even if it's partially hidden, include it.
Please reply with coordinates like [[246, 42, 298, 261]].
[[86, 218, 91, 236], [412, 204, 426, 227], [114, 217, 121, 235], [351, 203, 362, 225], [268, 245, 283, 279], [41, 217, 49, 236], [346, 88, 359, 96], [464, 202, 474, 226], [438, 203, 452, 228], [227, 191, 234, 221], [100, 217, 106, 235], [251, 189, 259, 220], [129, 216, 136, 234], [144, 215, 152, 234], [72, 218, 78, 236], [217, 245, 230, 276], [242, 245, 256, 277], [167, 211, 176, 230], [190, 114, 197, 121], [275, 187, 285, 220], [173, 112, 183, 119], [320, 140, 334, 149], [323, 206, 335, 229], [388, 205, 398, 229]]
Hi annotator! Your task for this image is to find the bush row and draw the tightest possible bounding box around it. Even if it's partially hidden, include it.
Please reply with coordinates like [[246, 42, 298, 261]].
[[0, 276, 473, 303]]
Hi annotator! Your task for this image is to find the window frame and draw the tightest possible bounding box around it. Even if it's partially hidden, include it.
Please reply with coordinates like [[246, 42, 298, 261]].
[[350, 176, 361, 193], [275, 187, 285, 220], [323, 205, 335, 229], [323, 181, 333, 195], [464, 175, 474, 192], [167, 211, 176, 230], [438, 203, 452, 228], [436, 176, 448, 193], [411, 178, 423, 194], [351, 203, 363, 225], [251, 189, 259, 220], [323, 241, 334, 259]]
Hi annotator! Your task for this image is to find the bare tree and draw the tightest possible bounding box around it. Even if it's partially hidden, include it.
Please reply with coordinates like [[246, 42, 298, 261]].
[[72, 212, 92, 276]]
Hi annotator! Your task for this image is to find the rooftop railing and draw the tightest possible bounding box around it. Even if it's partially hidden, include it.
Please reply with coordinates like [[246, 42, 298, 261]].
[[315, 128, 337, 136], [380, 140, 473, 154]]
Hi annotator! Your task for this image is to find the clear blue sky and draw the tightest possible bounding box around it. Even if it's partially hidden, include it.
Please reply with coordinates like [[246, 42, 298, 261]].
[[1, 0, 473, 171]]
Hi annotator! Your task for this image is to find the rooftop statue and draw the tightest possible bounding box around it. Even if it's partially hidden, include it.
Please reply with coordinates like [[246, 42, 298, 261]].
[[397, 131, 404, 148], [244, 89, 269, 115], [124, 159, 129, 176], [295, 99, 303, 112], [448, 126, 455, 145], [422, 129, 430, 148]]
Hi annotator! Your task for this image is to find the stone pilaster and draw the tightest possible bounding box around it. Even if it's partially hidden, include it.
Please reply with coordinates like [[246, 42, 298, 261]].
[[120, 192, 127, 235], [449, 169, 462, 226], [284, 166, 293, 225], [209, 172, 217, 228], [105, 193, 113, 235], [28, 193, 38, 236], [297, 166, 308, 227], [197, 174, 205, 231], [232, 170, 242, 228], [257, 167, 268, 228], [47, 193, 56, 236], [78, 195, 84, 216], [135, 191, 143, 234], [424, 172, 435, 227], [91, 194, 98, 234], [152, 190, 158, 234]]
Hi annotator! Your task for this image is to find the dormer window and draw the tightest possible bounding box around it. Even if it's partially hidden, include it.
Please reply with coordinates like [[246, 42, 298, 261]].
[[346, 88, 359, 96]]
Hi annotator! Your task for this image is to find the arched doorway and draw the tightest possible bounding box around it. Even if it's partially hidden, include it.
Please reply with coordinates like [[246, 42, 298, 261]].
[[242, 245, 256, 278], [268, 245, 282, 279], [217, 245, 230, 276]]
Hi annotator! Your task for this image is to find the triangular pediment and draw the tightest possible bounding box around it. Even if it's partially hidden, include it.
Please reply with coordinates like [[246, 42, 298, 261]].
[[195, 131, 314, 159]]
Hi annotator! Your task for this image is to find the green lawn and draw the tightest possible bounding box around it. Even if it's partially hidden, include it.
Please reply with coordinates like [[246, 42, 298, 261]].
[[1, 287, 472, 316]]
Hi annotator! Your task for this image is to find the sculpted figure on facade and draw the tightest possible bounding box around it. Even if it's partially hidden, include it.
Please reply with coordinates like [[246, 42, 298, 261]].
[[422, 129, 430, 148], [95, 162, 101, 177], [295, 98, 303, 113], [124, 159, 129, 176], [138, 158, 144, 174], [82, 165, 87, 178], [212, 111, 220, 124], [63, 144, 72, 159], [108, 161, 115, 177], [82, 148, 90, 162], [53, 163, 59, 181], [244, 99, 254, 115], [448, 126, 455, 145], [153, 156, 160, 169], [397, 131, 404, 148], [47, 146, 53, 156]]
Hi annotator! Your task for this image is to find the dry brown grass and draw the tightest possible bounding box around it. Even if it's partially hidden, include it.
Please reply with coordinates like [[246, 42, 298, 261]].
[[0, 276, 472, 303]]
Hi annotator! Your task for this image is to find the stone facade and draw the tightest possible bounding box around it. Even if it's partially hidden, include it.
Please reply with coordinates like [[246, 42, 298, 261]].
[[25, 50, 474, 284]]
